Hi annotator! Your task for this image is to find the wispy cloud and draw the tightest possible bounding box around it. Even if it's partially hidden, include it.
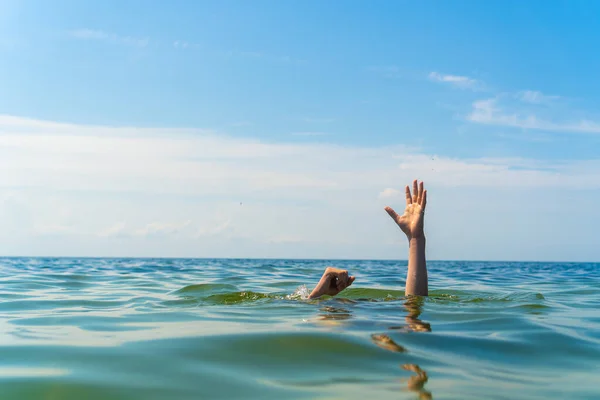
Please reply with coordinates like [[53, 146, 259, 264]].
[[98, 222, 127, 238], [516, 90, 560, 104], [1, 115, 599, 259], [1, 114, 598, 194], [97, 221, 193, 238], [68, 29, 149, 47], [428, 72, 479, 90], [133, 221, 192, 237], [427, 70, 598, 134], [467, 97, 600, 134], [196, 219, 234, 238], [378, 188, 402, 199]]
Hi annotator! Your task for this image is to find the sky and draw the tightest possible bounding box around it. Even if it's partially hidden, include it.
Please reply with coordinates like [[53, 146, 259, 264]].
[[0, 0, 599, 261]]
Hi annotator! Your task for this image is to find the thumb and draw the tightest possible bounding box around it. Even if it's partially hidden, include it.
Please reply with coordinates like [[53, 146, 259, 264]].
[[385, 206, 400, 222]]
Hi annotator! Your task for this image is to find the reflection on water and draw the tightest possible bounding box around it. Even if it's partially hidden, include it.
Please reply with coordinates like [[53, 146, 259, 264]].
[[403, 297, 432, 333], [367, 297, 432, 398], [318, 305, 353, 321], [388, 297, 432, 333], [402, 364, 432, 400], [399, 299, 433, 399], [371, 333, 407, 353]]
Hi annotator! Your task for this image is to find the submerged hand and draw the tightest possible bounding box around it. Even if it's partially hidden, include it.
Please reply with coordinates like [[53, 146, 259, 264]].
[[385, 180, 427, 240], [309, 267, 355, 299]]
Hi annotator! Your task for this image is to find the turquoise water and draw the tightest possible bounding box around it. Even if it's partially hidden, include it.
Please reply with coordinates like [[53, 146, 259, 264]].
[[0, 258, 598, 399]]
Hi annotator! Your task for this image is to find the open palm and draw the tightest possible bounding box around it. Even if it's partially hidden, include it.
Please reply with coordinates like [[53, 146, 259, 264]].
[[385, 180, 427, 240]]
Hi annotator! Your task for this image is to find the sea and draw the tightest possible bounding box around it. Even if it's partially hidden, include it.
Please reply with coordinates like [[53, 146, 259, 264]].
[[0, 258, 598, 400]]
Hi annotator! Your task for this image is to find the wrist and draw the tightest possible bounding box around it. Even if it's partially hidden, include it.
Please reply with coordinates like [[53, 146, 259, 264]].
[[409, 236, 426, 245], [308, 285, 322, 299]]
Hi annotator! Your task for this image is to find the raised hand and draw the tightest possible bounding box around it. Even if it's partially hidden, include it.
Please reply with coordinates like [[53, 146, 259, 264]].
[[384, 180, 427, 240], [384, 179, 428, 296], [308, 267, 355, 299]]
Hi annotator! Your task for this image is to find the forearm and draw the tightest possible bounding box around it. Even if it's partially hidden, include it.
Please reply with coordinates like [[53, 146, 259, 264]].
[[406, 237, 427, 296], [308, 287, 321, 299], [308, 279, 326, 299]]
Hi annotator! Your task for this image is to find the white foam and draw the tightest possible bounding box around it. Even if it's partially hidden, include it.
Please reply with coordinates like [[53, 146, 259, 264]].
[[286, 284, 310, 300]]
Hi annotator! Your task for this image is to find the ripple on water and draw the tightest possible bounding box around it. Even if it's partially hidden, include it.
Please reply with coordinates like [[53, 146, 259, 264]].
[[0, 258, 598, 400]]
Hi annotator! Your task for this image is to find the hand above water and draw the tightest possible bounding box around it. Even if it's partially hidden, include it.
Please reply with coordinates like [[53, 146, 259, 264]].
[[384, 180, 427, 241], [384, 179, 428, 296], [308, 267, 355, 299]]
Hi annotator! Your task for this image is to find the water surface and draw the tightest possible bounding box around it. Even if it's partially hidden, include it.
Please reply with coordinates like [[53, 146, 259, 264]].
[[0, 258, 598, 399]]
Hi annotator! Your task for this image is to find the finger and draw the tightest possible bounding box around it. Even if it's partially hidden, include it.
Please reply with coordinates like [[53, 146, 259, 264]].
[[421, 189, 427, 211], [339, 271, 349, 285], [338, 276, 354, 291], [325, 266, 340, 274], [405, 186, 412, 205], [337, 271, 349, 289], [417, 181, 424, 204], [385, 206, 401, 223], [402, 364, 419, 373], [412, 180, 418, 203]]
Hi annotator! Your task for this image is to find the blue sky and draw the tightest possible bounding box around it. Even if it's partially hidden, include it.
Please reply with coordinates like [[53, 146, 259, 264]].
[[0, 0, 599, 261]]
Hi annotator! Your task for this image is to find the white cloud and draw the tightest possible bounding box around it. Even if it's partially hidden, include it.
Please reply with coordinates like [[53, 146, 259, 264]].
[[194, 218, 259, 242], [69, 29, 149, 47], [0, 114, 598, 194], [378, 188, 402, 199], [428, 72, 479, 89], [196, 219, 233, 238], [0, 115, 598, 260], [516, 90, 560, 104], [133, 220, 192, 237], [98, 222, 127, 238], [49, 220, 194, 239], [467, 97, 600, 134]]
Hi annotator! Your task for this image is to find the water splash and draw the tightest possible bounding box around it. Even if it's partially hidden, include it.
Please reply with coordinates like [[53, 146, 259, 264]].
[[286, 285, 310, 300]]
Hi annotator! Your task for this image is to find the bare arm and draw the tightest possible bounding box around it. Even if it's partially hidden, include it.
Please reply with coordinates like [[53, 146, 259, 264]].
[[384, 180, 428, 296], [406, 236, 427, 295]]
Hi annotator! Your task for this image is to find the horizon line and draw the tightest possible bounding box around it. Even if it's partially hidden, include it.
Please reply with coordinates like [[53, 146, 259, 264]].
[[0, 255, 595, 263]]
